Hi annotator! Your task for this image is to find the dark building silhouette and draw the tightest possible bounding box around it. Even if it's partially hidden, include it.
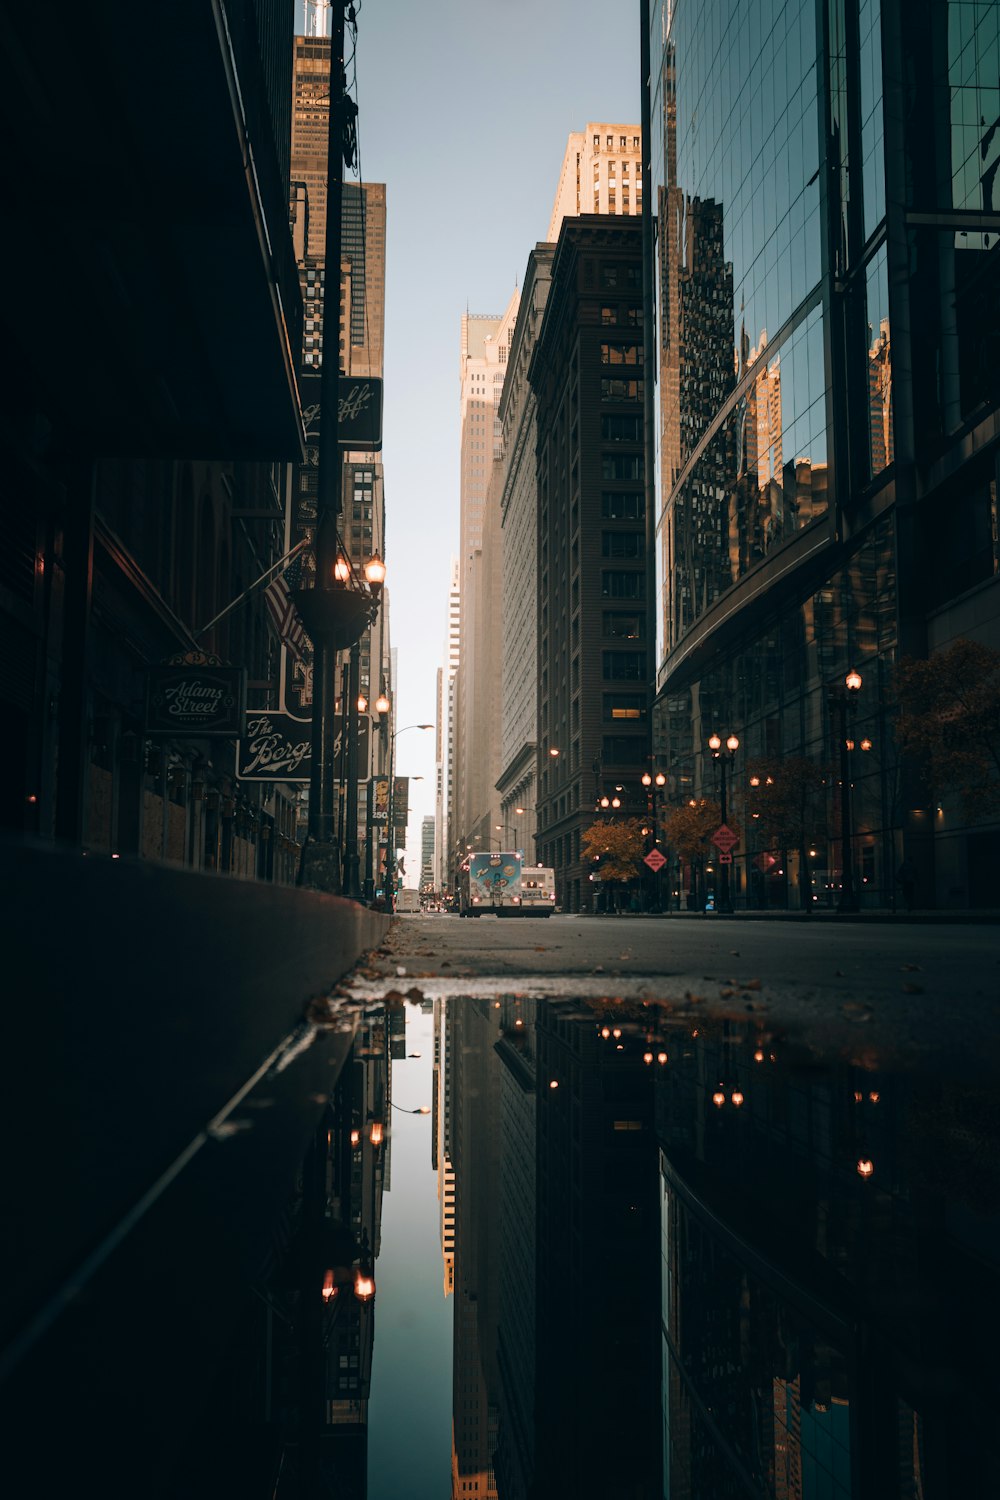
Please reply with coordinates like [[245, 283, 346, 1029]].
[[0, 5, 306, 872], [531, 217, 647, 911]]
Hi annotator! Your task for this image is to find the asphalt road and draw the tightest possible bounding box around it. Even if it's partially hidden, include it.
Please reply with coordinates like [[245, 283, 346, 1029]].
[[336, 911, 1000, 1076]]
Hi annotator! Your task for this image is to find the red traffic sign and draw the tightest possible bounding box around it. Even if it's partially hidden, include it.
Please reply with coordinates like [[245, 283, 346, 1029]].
[[756, 851, 777, 872], [718, 851, 733, 865], [643, 848, 667, 872], [711, 823, 739, 853]]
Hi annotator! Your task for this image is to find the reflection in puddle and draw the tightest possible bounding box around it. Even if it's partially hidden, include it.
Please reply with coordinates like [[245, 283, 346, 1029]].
[[257, 994, 999, 1496]]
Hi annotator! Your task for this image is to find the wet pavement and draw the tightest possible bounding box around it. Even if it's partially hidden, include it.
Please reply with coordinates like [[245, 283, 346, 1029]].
[[5, 910, 998, 1496], [312, 914, 1000, 1497]]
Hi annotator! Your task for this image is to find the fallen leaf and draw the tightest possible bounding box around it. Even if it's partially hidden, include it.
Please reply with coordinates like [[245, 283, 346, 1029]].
[[740, 978, 762, 991], [902, 982, 925, 994], [534, 946, 548, 952]]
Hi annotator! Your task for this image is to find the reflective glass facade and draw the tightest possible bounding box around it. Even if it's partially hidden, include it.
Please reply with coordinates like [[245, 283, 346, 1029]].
[[647, 0, 1000, 912]]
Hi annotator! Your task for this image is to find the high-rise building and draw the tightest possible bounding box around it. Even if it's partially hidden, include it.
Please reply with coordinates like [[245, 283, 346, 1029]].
[[420, 814, 435, 892], [547, 122, 645, 238], [289, 33, 388, 805], [453, 297, 520, 863], [438, 557, 461, 892], [530, 217, 646, 912], [647, 0, 1000, 910], [496, 247, 555, 864]]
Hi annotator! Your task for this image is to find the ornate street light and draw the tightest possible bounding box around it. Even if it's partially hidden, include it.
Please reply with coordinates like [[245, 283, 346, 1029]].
[[708, 732, 739, 914], [828, 669, 863, 912]]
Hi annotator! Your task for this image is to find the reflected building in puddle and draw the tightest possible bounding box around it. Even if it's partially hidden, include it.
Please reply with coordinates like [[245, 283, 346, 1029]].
[[442, 995, 998, 1497]]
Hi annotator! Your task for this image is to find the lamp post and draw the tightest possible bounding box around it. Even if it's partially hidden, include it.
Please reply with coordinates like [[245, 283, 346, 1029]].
[[382, 723, 433, 906], [641, 769, 667, 911], [495, 807, 524, 852], [828, 669, 863, 913], [708, 732, 739, 914]]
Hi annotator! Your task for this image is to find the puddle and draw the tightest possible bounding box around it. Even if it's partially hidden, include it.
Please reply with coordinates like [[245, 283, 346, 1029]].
[[242, 994, 1000, 1496]]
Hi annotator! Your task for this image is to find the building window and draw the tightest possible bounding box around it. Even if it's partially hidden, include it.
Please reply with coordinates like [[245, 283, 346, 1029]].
[[601, 531, 644, 559], [601, 414, 643, 442], [603, 649, 646, 679], [602, 611, 643, 638], [604, 693, 646, 721], [600, 341, 643, 366], [601, 571, 645, 599], [602, 491, 644, 520], [602, 735, 647, 763], [601, 454, 643, 481], [601, 306, 618, 326], [601, 377, 644, 402]]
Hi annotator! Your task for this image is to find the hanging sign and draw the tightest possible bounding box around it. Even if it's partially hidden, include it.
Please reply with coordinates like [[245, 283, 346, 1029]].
[[300, 373, 384, 450], [370, 776, 390, 826], [146, 659, 245, 736], [237, 711, 311, 782]]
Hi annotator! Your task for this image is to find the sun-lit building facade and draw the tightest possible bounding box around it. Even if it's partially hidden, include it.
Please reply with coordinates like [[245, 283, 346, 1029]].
[[647, 0, 1000, 911]]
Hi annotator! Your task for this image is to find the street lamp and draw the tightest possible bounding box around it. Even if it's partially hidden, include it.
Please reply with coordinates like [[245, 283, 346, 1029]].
[[708, 732, 739, 914], [390, 1102, 431, 1115], [641, 768, 669, 911], [382, 723, 433, 906], [828, 670, 863, 913]]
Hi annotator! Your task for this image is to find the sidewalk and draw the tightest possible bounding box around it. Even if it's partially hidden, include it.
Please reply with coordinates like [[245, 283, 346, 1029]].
[[581, 906, 1000, 923]]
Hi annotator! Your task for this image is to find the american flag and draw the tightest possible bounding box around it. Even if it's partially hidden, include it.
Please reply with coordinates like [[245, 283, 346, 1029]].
[[263, 550, 309, 662]]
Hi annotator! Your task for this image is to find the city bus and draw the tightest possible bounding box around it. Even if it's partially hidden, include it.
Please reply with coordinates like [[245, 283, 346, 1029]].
[[459, 851, 522, 916], [518, 866, 556, 916]]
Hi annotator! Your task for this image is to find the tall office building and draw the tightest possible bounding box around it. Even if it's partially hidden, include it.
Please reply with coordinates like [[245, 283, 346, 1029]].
[[531, 217, 645, 911], [438, 556, 461, 891], [420, 814, 435, 892], [496, 247, 554, 864], [647, 0, 1000, 910], [547, 122, 645, 238], [453, 297, 520, 862], [289, 33, 388, 797]]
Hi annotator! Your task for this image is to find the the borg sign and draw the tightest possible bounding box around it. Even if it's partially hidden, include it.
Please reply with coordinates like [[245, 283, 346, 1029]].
[[300, 373, 383, 451]]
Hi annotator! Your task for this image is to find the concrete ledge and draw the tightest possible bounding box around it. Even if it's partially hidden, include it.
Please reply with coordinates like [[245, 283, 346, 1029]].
[[1, 840, 389, 1347]]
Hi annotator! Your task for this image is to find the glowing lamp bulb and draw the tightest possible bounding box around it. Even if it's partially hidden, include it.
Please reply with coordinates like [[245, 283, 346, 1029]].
[[731, 1090, 744, 1107], [856, 1157, 875, 1179], [712, 1090, 726, 1109], [643, 1051, 654, 1065], [657, 1051, 669, 1066]]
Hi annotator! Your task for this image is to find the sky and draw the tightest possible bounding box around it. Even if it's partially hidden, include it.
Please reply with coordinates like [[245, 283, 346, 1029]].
[[298, 0, 642, 873], [365, 1006, 452, 1495]]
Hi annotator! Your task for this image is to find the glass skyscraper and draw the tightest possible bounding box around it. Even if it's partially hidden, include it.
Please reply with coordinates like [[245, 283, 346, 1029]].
[[647, 0, 1000, 912]]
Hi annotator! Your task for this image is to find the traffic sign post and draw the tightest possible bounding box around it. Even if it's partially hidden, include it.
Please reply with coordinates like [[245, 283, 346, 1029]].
[[711, 823, 739, 854]]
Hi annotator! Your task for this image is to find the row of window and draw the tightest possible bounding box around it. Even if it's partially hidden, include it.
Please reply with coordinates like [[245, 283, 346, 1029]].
[[601, 306, 643, 326], [594, 134, 641, 152]]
